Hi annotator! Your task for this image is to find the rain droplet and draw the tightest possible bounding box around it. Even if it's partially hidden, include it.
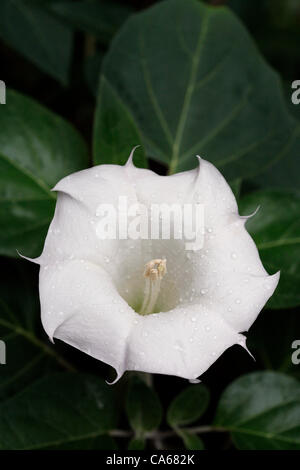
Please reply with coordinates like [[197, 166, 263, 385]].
[[235, 298, 241, 304], [231, 252, 237, 260]]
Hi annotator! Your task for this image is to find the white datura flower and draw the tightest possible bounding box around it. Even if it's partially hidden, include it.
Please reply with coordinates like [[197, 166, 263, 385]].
[[28, 150, 279, 382]]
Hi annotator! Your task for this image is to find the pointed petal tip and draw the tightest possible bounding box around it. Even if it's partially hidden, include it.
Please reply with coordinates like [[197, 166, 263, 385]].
[[238, 336, 256, 362], [189, 378, 201, 384], [240, 205, 260, 221], [17, 249, 41, 265], [106, 369, 124, 385], [270, 270, 280, 288], [125, 145, 140, 167]]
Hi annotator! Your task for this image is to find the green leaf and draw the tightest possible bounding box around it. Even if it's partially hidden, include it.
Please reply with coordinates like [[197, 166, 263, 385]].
[[248, 308, 300, 377], [0, 373, 117, 450], [128, 438, 145, 450], [230, 178, 242, 200], [0, 258, 70, 400], [215, 371, 300, 450], [167, 384, 209, 428], [240, 190, 300, 308], [94, 0, 294, 178], [253, 121, 300, 193], [0, 89, 88, 258], [49, 0, 133, 44], [126, 376, 162, 436], [93, 77, 147, 167], [178, 430, 204, 450], [0, 0, 72, 84]]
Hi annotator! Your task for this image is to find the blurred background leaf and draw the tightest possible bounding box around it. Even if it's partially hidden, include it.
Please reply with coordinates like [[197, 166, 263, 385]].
[[240, 190, 300, 309], [0, 258, 74, 400], [167, 384, 210, 428], [48, 0, 133, 45], [0, 89, 88, 258], [215, 371, 300, 449], [128, 437, 145, 450], [126, 376, 162, 438], [0, 373, 117, 450], [248, 307, 300, 379], [0, 0, 73, 85], [177, 430, 205, 450], [94, 0, 295, 179]]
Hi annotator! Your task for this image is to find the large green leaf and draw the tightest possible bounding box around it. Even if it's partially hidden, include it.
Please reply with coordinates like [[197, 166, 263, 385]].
[[94, 78, 147, 167], [240, 190, 300, 308], [94, 0, 294, 177], [0, 373, 117, 450], [0, 89, 88, 258], [0, 0, 72, 84], [215, 371, 300, 450], [126, 376, 162, 437], [49, 0, 133, 44], [167, 384, 209, 428], [253, 121, 300, 192]]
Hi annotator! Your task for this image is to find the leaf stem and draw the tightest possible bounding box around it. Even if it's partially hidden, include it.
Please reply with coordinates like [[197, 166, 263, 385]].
[[109, 425, 226, 440]]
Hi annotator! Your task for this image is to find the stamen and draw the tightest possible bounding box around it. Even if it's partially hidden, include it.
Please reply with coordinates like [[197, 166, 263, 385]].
[[140, 259, 167, 315]]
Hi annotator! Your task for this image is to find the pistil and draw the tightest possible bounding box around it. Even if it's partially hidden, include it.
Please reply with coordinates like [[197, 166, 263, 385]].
[[140, 259, 167, 315]]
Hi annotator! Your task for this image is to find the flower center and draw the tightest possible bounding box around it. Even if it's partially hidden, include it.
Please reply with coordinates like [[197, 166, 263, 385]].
[[139, 258, 167, 315]]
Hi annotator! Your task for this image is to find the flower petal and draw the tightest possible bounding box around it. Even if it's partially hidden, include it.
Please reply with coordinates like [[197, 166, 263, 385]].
[[40, 258, 135, 377], [126, 304, 244, 380]]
